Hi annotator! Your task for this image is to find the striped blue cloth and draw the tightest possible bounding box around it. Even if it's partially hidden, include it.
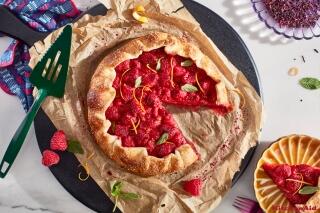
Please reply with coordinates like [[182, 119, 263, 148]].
[[0, 0, 80, 111]]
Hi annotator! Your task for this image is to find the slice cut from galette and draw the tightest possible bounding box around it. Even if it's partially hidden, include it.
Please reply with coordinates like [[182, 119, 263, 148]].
[[87, 32, 233, 176], [296, 177, 320, 213], [263, 163, 320, 206]]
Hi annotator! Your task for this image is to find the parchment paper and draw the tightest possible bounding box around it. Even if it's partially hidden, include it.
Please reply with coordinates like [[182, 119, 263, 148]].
[[29, 0, 263, 212]]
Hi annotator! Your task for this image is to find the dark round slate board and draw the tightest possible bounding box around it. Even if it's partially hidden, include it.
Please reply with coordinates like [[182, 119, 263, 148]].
[[34, 1, 261, 212]]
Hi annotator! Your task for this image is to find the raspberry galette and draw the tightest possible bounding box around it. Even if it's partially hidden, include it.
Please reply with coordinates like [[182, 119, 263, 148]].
[[87, 32, 233, 176]]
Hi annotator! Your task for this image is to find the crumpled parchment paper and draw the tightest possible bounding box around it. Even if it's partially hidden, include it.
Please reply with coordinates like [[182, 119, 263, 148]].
[[29, 0, 263, 212]]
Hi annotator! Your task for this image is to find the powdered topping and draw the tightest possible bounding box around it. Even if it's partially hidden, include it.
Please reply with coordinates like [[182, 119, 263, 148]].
[[106, 47, 232, 157]]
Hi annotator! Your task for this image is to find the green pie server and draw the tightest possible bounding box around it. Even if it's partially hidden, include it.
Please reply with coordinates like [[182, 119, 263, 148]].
[[0, 25, 72, 178]]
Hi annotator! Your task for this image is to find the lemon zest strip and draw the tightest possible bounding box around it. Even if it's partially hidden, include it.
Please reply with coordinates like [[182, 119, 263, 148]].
[[195, 72, 204, 94], [133, 87, 140, 106], [77, 152, 95, 182], [130, 118, 138, 134], [132, 5, 148, 23], [78, 162, 89, 181], [170, 57, 174, 87], [287, 179, 313, 185], [120, 69, 131, 100], [285, 173, 313, 195], [130, 118, 141, 131], [165, 141, 175, 146], [134, 5, 145, 12], [146, 64, 157, 73]]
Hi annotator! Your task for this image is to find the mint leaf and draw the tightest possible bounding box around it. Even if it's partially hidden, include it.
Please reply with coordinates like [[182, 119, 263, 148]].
[[135, 76, 142, 88], [120, 192, 140, 200], [67, 140, 84, 154], [111, 181, 122, 196], [299, 77, 320, 90], [181, 84, 198, 93], [181, 60, 193, 67], [110, 181, 140, 212], [156, 57, 163, 71], [299, 186, 319, 195], [156, 133, 169, 145]]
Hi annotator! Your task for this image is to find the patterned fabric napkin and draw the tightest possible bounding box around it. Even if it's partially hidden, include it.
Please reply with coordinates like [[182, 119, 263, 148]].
[[0, 0, 80, 111]]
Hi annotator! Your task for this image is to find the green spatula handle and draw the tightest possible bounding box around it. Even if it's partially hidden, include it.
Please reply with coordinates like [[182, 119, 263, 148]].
[[0, 89, 47, 178]]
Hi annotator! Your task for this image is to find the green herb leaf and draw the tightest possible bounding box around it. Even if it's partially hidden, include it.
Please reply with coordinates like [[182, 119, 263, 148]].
[[135, 76, 142, 88], [181, 84, 198, 93], [299, 186, 320, 195], [110, 181, 140, 212], [67, 140, 84, 154], [156, 57, 163, 71], [156, 133, 169, 145], [299, 77, 320, 90], [120, 192, 140, 200], [181, 60, 193, 67], [111, 181, 123, 196]]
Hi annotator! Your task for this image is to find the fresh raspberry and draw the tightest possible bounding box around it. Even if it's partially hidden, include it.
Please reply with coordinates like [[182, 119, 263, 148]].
[[153, 143, 175, 158], [114, 125, 129, 137], [183, 178, 203, 196], [105, 105, 120, 121], [174, 66, 187, 77], [42, 150, 60, 167], [181, 72, 196, 84], [50, 130, 68, 151], [138, 52, 157, 64]]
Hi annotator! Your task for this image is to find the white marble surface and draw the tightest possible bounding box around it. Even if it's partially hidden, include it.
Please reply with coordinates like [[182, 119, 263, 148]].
[[0, 0, 320, 212]]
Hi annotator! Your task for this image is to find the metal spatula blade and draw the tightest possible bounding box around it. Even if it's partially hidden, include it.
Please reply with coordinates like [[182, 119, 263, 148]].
[[0, 25, 72, 178]]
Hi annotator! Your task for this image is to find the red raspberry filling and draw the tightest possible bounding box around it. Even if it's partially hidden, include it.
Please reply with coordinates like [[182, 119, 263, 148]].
[[263, 163, 320, 205], [106, 48, 231, 157]]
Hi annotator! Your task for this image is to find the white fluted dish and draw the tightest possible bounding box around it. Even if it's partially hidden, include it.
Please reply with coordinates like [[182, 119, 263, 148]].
[[254, 135, 320, 213]]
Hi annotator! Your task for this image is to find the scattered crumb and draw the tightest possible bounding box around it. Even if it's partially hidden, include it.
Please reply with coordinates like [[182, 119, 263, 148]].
[[302, 56, 306, 63], [161, 204, 165, 207], [300, 99, 303, 102], [314, 49, 319, 53], [288, 67, 299, 76]]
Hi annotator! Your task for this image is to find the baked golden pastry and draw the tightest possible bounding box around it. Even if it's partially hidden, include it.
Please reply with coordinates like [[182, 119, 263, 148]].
[[87, 32, 233, 176], [254, 135, 320, 213]]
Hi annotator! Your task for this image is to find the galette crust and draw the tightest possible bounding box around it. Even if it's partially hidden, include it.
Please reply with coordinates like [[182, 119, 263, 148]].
[[87, 32, 232, 176]]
